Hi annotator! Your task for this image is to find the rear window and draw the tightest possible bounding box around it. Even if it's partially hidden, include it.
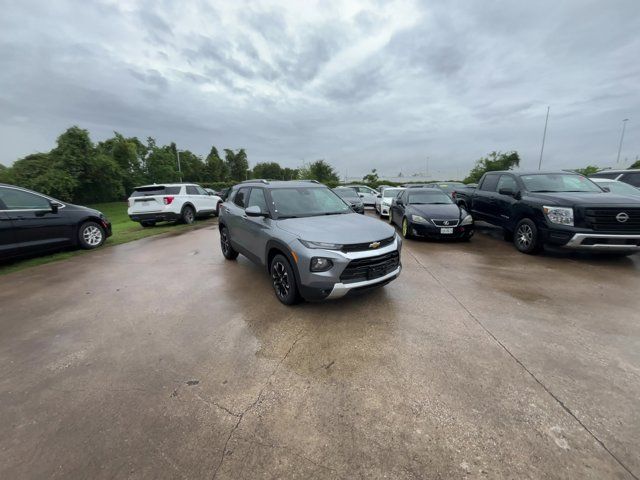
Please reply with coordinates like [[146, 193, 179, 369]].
[[131, 186, 181, 197]]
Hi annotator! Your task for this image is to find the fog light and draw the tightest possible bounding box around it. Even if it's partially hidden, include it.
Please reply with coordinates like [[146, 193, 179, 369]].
[[310, 257, 333, 272]]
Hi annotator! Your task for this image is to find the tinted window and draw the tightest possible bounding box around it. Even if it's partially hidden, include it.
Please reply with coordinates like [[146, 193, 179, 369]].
[[234, 187, 250, 208], [270, 187, 350, 217], [621, 172, 640, 187], [247, 188, 268, 212], [496, 175, 517, 192], [186, 186, 199, 195], [0, 187, 51, 210], [479, 175, 499, 192], [195, 186, 208, 195], [521, 173, 601, 193], [131, 186, 181, 197], [407, 190, 453, 204]]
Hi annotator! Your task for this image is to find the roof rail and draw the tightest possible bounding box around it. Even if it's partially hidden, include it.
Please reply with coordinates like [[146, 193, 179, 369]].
[[299, 179, 320, 184], [241, 179, 269, 184]]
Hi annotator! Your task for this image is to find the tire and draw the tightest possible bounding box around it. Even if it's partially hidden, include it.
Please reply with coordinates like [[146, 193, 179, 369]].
[[181, 205, 195, 224], [401, 217, 412, 239], [270, 254, 300, 305], [215, 202, 222, 217], [140, 221, 156, 228], [389, 210, 394, 225], [220, 226, 239, 260], [513, 218, 542, 254], [78, 221, 105, 249]]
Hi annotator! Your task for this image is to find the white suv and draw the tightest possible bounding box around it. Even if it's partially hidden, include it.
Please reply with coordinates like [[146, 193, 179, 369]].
[[127, 183, 222, 227]]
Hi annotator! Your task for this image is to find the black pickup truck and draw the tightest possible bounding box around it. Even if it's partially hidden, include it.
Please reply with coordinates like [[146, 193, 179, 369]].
[[453, 171, 640, 255]]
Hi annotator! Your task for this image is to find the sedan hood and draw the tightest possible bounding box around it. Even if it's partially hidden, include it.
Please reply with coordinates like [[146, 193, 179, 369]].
[[408, 203, 462, 219], [525, 192, 640, 206], [276, 213, 395, 243]]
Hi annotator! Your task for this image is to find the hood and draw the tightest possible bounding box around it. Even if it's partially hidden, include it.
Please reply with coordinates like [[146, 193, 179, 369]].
[[407, 203, 462, 219], [276, 213, 395, 243], [65, 203, 105, 217], [524, 192, 640, 206]]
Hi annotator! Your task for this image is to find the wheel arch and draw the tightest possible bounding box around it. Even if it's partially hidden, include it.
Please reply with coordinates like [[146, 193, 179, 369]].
[[265, 240, 302, 288]]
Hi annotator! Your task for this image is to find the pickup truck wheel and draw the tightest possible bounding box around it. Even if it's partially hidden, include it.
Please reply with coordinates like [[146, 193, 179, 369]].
[[402, 217, 412, 239], [181, 205, 195, 224], [270, 254, 300, 305], [514, 219, 542, 254], [220, 226, 239, 260]]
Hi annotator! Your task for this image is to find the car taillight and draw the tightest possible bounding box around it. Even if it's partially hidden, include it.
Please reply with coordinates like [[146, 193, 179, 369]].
[[163, 196, 174, 205]]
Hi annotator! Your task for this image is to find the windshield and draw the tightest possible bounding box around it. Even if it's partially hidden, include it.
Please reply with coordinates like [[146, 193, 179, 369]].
[[600, 181, 640, 196], [521, 174, 602, 193], [408, 190, 453, 204], [333, 188, 359, 200], [382, 188, 402, 198], [271, 187, 351, 217]]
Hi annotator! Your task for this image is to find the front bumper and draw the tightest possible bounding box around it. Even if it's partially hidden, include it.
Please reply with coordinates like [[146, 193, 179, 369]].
[[562, 233, 640, 252], [327, 265, 401, 299], [379, 204, 391, 216], [410, 222, 473, 239]]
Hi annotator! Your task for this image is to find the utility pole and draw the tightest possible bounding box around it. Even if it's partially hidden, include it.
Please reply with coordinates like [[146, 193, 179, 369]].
[[538, 106, 550, 170], [616, 118, 629, 165], [176, 150, 183, 182]]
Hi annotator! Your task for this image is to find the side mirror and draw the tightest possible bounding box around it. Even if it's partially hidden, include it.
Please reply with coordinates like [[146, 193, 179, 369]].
[[245, 205, 266, 217], [377, 194, 382, 198], [49, 201, 60, 213], [498, 188, 515, 196]]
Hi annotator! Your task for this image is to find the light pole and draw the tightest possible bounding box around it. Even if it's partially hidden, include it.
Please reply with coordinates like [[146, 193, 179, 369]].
[[176, 149, 184, 182], [538, 106, 550, 170], [616, 118, 629, 165]]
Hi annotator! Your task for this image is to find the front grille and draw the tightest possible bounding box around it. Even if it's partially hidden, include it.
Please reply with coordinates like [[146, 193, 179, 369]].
[[340, 251, 400, 283], [431, 219, 459, 227], [583, 208, 640, 231], [341, 236, 394, 252]]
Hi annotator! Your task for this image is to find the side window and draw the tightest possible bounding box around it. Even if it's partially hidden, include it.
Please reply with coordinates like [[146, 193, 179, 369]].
[[621, 173, 640, 187], [400, 191, 408, 203], [186, 186, 199, 195], [479, 175, 499, 192], [0, 188, 51, 210], [195, 186, 208, 196], [247, 188, 268, 212], [496, 175, 517, 193], [234, 188, 250, 208]]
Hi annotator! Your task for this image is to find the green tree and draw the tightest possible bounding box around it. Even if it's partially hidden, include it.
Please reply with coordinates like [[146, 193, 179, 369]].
[[630, 160, 640, 169], [97, 132, 146, 195], [224, 148, 249, 182], [8, 153, 77, 201], [282, 167, 299, 181], [572, 165, 601, 176], [252, 161, 284, 180], [145, 139, 179, 183], [463, 151, 520, 184], [299, 160, 340, 186], [363, 168, 379, 185], [204, 146, 228, 182], [176, 149, 205, 182]]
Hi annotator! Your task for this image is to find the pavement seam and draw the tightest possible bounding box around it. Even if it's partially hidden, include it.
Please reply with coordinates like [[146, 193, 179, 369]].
[[211, 324, 310, 479], [406, 249, 639, 480]]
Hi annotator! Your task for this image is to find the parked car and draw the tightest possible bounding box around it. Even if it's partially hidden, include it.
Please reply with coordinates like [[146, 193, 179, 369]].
[[377, 184, 392, 193], [218, 180, 402, 304], [127, 183, 221, 227], [458, 171, 640, 255], [452, 184, 478, 210], [343, 185, 379, 206], [590, 178, 640, 197], [389, 188, 473, 241], [375, 187, 404, 217], [332, 187, 365, 214], [589, 169, 640, 188], [424, 182, 467, 199], [0, 183, 112, 260]]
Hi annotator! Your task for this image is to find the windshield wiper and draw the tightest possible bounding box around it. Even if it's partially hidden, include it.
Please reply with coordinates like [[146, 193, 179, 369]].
[[277, 215, 300, 219], [529, 190, 557, 193]]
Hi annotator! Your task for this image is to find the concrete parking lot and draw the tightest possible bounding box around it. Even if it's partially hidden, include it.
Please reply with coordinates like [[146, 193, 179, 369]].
[[1, 214, 639, 479]]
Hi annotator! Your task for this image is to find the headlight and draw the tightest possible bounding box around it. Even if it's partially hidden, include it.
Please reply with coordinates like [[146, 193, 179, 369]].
[[543, 206, 574, 226], [411, 214, 429, 224], [460, 214, 473, 226], [299, 239, 343, 250], [310, 257, 333, 272]]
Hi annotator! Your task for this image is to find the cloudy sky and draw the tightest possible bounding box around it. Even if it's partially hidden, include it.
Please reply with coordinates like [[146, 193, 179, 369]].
[[1, 0, 638, 179]]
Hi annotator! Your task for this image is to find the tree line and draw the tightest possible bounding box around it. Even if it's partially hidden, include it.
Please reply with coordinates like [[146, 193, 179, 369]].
[[0, 126, 341, 203]]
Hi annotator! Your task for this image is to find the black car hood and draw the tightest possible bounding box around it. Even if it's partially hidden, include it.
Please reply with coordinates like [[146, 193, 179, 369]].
[[407, 203, 462, 219], [524, 192, 640, 207]]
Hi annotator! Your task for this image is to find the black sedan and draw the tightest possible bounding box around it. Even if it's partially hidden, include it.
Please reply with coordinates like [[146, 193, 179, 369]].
[[332, 187, 365, 214], [0, 183, 112, 261], [389, 188, 473, 240]]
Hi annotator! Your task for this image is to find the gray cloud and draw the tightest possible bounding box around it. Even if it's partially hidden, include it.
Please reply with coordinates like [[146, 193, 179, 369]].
[[1, 0, 639, 176]]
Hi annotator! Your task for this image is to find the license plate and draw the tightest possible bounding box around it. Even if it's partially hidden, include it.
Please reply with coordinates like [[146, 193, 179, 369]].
[[440, 227, 454, 234]]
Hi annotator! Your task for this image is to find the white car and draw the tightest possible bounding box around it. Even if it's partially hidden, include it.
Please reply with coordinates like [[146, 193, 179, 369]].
[[590, 178, 640, 197], [344, 185, 379, 206], [127, 183, 222, 227], [375, 187, 404, 217]]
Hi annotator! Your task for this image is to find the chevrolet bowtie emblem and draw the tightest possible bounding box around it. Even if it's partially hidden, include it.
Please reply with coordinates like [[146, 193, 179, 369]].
[[369, 241, 381, 249]]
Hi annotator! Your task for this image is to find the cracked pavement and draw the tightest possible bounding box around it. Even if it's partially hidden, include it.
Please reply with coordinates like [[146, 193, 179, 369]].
[[0, 217, 639, 479]]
